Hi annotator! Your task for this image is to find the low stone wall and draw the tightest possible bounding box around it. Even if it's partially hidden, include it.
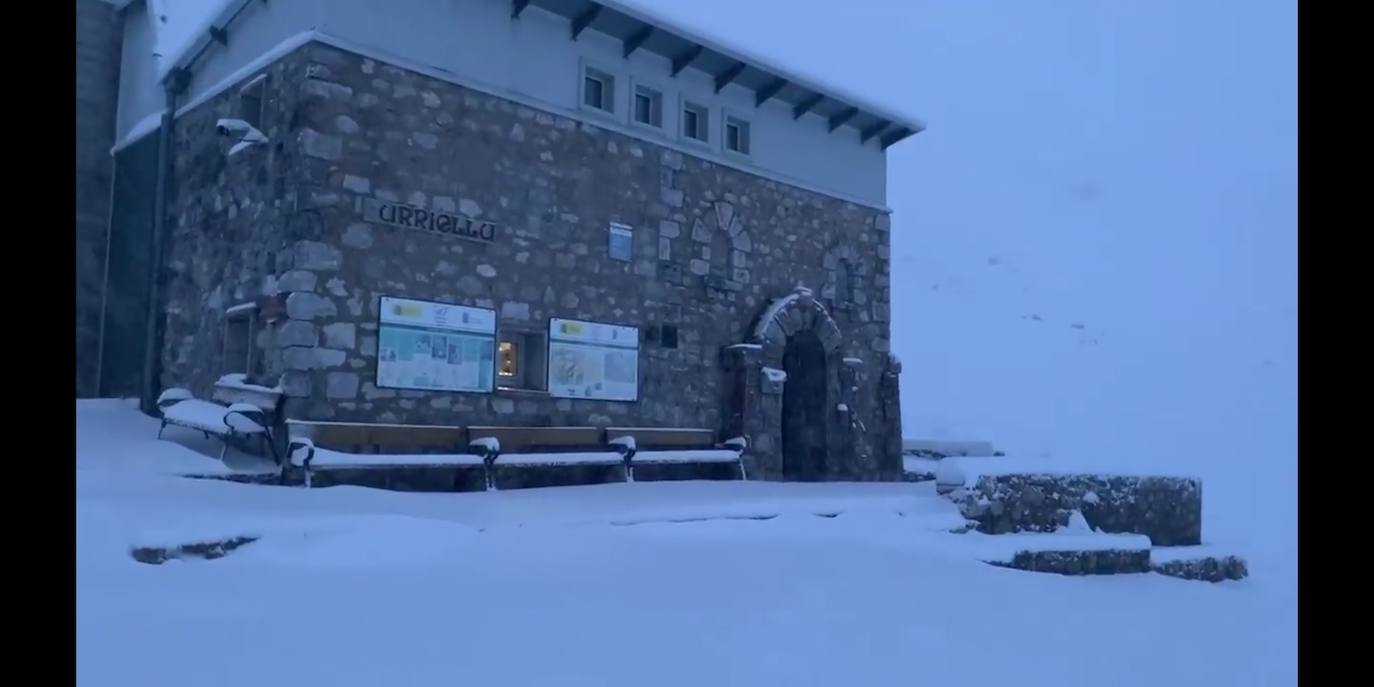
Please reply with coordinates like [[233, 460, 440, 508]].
[[954, 473, 1202, 546], [990, 549, 1152, 576], [1152, 555, 1249, 582]]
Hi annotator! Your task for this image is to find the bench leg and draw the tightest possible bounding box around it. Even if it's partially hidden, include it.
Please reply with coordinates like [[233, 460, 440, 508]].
[[624, 461, 635, 483], [263, 433, 281, 466], [738, 459, 748, 481], [156, 420, 166, 440], [219, 439, 229, 462]]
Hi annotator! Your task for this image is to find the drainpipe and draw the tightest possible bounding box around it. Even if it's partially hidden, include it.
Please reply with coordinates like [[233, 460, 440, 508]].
[[139, 69, 187, 415]]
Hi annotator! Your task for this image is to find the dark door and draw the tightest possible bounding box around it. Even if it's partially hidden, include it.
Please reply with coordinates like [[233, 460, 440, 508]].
[[781, 330, 828, 480]]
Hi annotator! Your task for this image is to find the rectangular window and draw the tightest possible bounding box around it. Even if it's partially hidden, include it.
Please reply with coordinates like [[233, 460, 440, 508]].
[[582, 67, 615, 113], [238, 76, 266, 130], [608, 222, 633, 261], [223, 304, 257, 375], [682, 102, 709, 142], [725, 116, 751, 155], [497, 331, 547, 392], [633, 85, 662, 128]]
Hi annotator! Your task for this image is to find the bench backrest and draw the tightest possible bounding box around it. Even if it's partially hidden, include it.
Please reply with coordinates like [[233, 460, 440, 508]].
[[287, 421, 467, 454], [604, 427, 716, 450], [468, 426, 603, 452]]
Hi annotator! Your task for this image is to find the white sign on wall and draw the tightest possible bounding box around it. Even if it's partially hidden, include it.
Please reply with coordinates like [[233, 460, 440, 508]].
[[376, 296, 496, 393], [547, 317, 639, 401]]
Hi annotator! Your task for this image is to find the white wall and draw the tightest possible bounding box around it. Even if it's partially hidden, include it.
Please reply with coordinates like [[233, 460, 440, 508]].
[[115, 1, 161, 139], [113, 0, 889, 207]]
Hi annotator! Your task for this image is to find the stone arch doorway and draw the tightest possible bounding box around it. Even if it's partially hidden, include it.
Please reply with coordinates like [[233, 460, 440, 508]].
[[781, 329, 828, 480], [725, 285, 853, 481]]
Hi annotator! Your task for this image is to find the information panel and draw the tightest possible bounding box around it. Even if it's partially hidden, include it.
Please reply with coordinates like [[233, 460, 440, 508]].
[[547, 318, 639, 401], [376, 296, 495, 393]]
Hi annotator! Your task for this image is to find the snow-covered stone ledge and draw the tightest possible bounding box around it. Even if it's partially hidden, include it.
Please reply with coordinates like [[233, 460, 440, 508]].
[[991, 549, 1152, 575], [953, 473, 1202, 546], [1151, 547, 1249, 582]]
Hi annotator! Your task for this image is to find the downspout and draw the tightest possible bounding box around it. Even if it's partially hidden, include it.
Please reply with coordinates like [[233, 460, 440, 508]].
[[139, 68, 188, 415]]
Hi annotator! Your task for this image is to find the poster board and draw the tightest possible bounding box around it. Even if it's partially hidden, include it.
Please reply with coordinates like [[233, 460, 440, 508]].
[[376, 296, 496, 393], [547, 317, 639, 401]]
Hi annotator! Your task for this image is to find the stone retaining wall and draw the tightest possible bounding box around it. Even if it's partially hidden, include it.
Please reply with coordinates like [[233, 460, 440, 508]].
[[955, 473, 1202, 546]]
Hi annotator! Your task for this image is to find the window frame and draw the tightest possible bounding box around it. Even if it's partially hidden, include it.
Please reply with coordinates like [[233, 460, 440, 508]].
[[495, 328, 549, 393], [629, 79, 665, 131], [579, 63, 618, 116], [680, 98, 711, 146], [238, 74, 267, 130], [722, 111, 752, 157], [222, 303, 258, 376]]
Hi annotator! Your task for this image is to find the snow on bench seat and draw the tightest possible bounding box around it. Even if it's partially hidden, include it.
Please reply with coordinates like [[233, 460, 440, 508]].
[[495, 451, 625, 467], [302, 447, 485, 470], [162, 399, 266, 435], [634, 449, 745, 464]]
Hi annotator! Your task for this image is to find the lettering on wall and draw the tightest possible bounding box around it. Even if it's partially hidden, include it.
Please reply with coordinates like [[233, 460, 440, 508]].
[[363, 198, 497, 244]]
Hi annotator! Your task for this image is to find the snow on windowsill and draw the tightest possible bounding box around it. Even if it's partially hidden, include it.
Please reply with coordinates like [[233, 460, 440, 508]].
[[215, 373, 283, 395]]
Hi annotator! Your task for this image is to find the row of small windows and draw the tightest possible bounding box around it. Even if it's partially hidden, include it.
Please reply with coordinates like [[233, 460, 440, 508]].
[[582, 66, 751, 156]]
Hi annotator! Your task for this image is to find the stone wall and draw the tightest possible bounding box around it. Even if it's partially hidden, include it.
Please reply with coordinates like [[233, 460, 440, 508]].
[[76, 0, 124, 396], [158, 49, 315, 400], [955, 473, 1203, 546], [152, 41, 900, 479], [991, 549, 1152, 576]]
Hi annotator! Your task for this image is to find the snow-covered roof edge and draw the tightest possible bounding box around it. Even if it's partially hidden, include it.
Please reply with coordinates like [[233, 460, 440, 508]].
[[150, 0, 239, 84], [600, 0, 927, 136]]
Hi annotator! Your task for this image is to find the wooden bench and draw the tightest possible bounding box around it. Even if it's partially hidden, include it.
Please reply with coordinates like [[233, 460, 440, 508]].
[[603, 427, 748, 481], [466, 426, 622, 490], [285, 420, 479, 488], [285, 421, 748, 491], [156, 388, 278, 463]]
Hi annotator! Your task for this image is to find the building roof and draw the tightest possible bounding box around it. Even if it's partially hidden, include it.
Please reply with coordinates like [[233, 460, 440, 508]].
[[140, 0, 926, 149], [536, 0, 926, 149]]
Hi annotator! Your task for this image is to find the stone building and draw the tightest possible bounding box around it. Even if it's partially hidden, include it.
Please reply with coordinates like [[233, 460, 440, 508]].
[[80, 0, 924, 481]]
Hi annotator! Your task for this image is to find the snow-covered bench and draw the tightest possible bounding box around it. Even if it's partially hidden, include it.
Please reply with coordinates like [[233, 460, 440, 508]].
[[285, 420, 476, 488], [284, 422, 747, 491], [465, 426, 621, 490], [156, 388, 278, 463], [602, 427, 748, 482]]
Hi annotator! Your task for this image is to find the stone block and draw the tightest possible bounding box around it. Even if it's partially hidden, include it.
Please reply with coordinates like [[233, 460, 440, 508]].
[[501, 301, 531, 320], [286, 292, 338, 321], [322, 322, 357, 349], [292, 241, 342, 271], [691, 218, 711, 243], [275, 270, 317, 293], [276, 321, 319, 347], [281, 371, 312, 398], [299, 129, 343, 161], [326, 372, 361, 400], [659, 220, 680, 239], [283, 346, 347, 371]]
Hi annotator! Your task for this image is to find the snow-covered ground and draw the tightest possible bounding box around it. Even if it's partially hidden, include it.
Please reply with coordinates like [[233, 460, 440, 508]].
[[77, 400, 1295, 686]]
